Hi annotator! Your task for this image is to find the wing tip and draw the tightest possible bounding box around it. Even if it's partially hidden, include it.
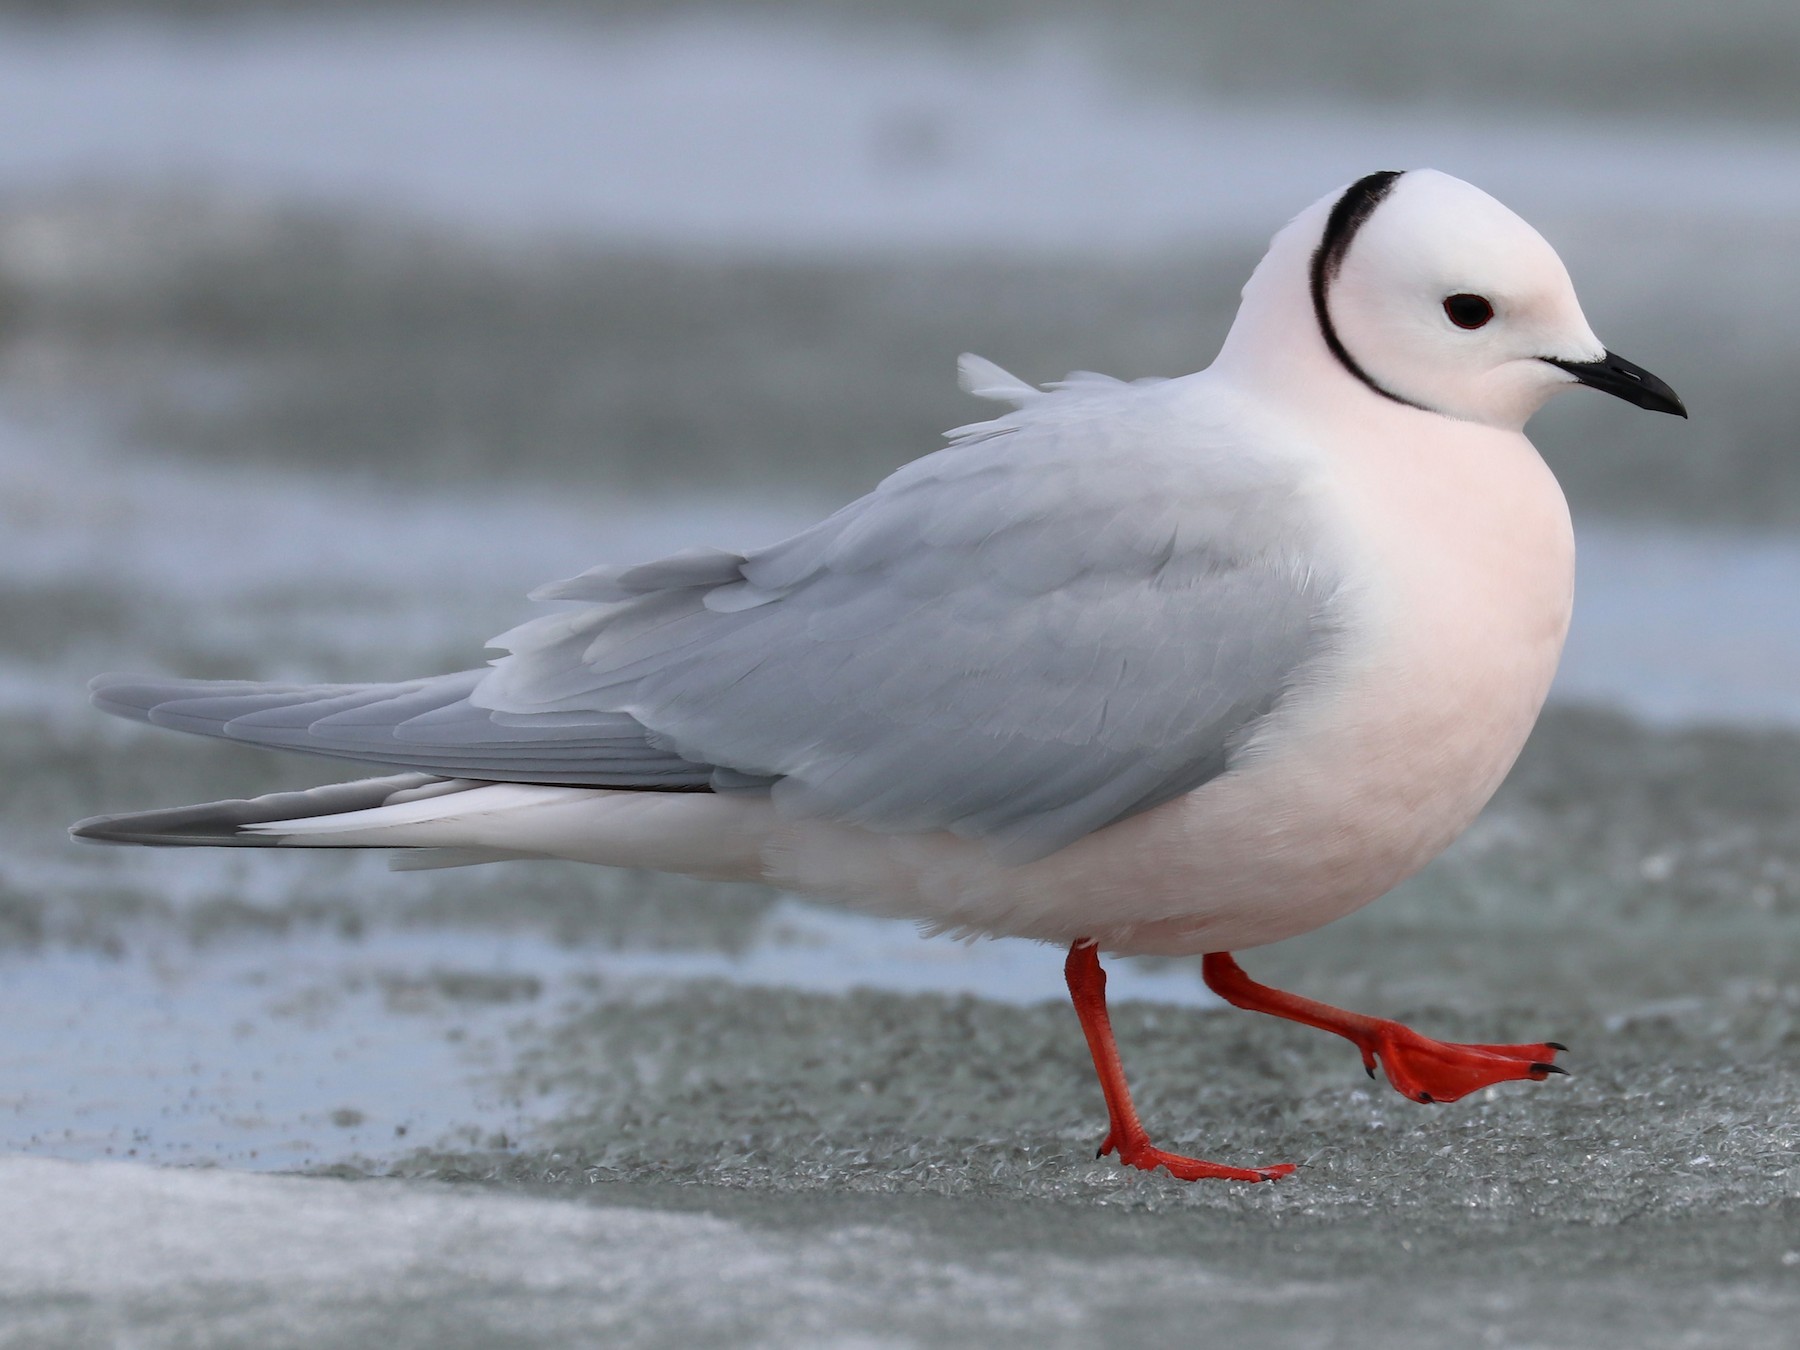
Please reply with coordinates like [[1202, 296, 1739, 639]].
[[68, 810, 274, 848], [87, 672, 161, 721], [68, 774, 449, 848], [87, 672, 283, 724]]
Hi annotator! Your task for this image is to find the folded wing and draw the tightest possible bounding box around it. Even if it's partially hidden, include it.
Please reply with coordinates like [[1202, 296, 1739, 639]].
[[95, 364, 1341, 862]]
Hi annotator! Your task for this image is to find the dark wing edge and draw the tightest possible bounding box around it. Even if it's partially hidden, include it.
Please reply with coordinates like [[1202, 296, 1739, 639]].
[[85, 670, 721, 788]]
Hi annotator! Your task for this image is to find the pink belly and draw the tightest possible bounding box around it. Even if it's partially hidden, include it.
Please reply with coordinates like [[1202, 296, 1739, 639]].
[[766, 467, 1573, 955]]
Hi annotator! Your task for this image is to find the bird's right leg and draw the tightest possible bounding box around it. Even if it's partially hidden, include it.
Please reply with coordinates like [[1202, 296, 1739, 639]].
[[1200, 952, 1566, 1104], [1065, 941, 1294, 1183]]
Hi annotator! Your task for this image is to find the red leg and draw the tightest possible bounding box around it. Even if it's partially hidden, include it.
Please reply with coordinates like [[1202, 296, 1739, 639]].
[[1065, 941, 1294, 1183], [1201, 952, 1567, 1105]]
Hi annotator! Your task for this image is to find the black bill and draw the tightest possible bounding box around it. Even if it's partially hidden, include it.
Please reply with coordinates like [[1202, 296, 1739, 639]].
[[1543, 351, 1687, 418]]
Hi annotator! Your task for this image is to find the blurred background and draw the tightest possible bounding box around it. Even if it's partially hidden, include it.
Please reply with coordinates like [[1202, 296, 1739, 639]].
[[1, 4, 1797, 1345]]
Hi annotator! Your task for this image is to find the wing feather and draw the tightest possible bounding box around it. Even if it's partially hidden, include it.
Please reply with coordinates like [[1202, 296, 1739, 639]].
[[475, 365, 1341, 860], [93, 362, 1341, 860]]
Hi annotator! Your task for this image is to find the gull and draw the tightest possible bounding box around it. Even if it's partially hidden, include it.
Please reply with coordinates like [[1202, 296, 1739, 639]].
[[73, 169, 1685, 1183]]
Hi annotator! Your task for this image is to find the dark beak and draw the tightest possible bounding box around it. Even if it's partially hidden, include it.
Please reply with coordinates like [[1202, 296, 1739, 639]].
[[1543, 351, 1687, 418]]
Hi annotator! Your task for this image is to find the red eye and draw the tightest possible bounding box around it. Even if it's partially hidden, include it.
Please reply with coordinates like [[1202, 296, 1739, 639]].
[[1444, 293, 1494, 329]]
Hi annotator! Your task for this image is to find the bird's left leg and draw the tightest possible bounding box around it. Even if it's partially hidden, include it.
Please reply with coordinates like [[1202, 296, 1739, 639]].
[[1066, 941, 1294, 1181], [1200, 952, 1567, 1105]]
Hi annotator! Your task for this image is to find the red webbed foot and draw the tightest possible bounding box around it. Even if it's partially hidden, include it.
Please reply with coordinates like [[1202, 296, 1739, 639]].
[[1110, 1139, 1297, 1183], [1201, 952, 1569, 1106], [1097, 1127, 1294, 1183], [1354, 1024, 1568, 1104]]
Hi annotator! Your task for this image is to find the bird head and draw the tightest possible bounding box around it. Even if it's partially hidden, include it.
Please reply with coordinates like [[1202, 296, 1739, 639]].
[[1219, 168, 1686, 432]]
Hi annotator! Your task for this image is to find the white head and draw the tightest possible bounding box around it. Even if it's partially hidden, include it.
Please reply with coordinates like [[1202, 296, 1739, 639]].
[[1216, 169, 1684, 431]]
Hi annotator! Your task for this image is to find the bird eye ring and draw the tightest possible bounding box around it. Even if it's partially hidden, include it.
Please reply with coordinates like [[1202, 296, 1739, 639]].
[[1444, 294, 1494, 329]]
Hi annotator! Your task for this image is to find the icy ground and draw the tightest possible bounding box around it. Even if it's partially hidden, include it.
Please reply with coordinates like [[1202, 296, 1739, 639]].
[[1, 1144, 1794, 1349]]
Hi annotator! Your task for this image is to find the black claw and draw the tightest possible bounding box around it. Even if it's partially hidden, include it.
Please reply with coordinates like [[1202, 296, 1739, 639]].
[[1547, 1042, 1569, 1053], [1417, 1092, 1434, 1103], [1096, 1145, 1105, 1159], [1534, 1063, 1569, 1076], [1366, 1065, 1377, 1080]]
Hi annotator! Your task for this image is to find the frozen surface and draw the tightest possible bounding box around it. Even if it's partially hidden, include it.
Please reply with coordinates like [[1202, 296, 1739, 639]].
[[1559, 525, 1800, 726], [0, 1153, 1794, 1350], [0, 16, 1798, 254], [0, 184, 1771, 518], [0, 905, 1229, 1171]]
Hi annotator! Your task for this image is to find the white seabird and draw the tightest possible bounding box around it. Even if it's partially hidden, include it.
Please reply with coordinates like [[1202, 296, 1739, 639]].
[[74, 169, 1686, 1182]]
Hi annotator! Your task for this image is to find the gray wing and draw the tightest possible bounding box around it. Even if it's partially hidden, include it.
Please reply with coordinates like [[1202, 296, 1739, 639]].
[[96, 364, 1342, 862], [479, 368, 1343, 860], [89, 669, 718, 788]]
